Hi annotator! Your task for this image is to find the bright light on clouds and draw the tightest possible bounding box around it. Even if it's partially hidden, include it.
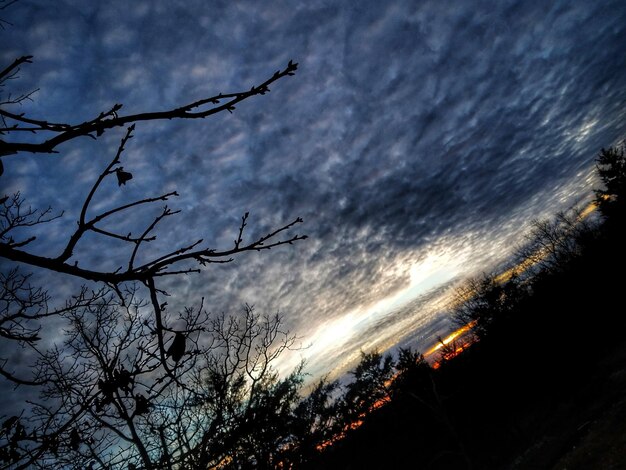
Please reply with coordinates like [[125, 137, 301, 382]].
[[3, 0, 626, 389]]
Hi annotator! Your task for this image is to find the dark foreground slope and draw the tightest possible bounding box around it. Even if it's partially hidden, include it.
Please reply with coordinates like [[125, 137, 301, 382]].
[[306, 207, 626, 468]]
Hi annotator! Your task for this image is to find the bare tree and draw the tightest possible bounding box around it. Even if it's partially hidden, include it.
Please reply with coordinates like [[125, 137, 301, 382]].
[[451, 273, 526, 341], [0, 9, 309, 467], [514, 208, 594, 277], [3, 296, 298, 469]]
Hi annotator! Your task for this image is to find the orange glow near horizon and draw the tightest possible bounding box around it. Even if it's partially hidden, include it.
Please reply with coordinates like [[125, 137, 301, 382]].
[[208, 455, 233, 470], [495, 198, 600, 284], [431, 343, 471, 369], [315, 394, 392, 451], [424, 196, 601, 365], [314, 196, 604, 455], [424, 321, 476, 358]]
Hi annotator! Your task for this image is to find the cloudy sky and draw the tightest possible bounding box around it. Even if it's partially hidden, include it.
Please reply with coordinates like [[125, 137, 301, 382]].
[[3, 0, 626, 382]]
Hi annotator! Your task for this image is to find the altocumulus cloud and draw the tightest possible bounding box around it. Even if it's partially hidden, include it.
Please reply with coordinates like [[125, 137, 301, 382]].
[[2, 0, 626, 381]]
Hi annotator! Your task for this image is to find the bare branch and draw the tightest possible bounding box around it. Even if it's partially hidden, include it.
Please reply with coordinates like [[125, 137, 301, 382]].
[[0, 55, 31, 82], [78, 124, 135, 227], [0, 60, 298, 157], [128, 206, 177, 271], [137, 216, 307, 276], [0, 192, 63, 244]]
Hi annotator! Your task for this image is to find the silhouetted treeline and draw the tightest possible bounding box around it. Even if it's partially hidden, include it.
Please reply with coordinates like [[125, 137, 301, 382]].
[[302, 143, 626, 469], [167, 143, 625, 469], [6, 143, 621, 468]]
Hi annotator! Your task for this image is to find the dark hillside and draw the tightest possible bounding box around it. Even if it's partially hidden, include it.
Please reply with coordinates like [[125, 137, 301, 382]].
[[306, 145, 626, 469]]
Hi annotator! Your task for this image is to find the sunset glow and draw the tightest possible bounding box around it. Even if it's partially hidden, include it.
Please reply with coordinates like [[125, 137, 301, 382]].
[[316, 395, 393, 452], [424, 321, 477, 358], [5, 2, 625, 467]]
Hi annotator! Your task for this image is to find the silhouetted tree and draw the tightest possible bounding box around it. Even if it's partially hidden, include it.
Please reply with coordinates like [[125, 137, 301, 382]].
[[390, 348, 437, 406], [288, 378, 341, 463], [595, 143, 626, 233], [452, 273, 526, 341], [514, 209, 595, 278], [0, 7, 308, 468], [339, 351, 394, 425], [10, 297, 301, 469]]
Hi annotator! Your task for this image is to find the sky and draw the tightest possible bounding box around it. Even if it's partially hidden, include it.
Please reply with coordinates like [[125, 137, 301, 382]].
[[2, 0, 626, 384]]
